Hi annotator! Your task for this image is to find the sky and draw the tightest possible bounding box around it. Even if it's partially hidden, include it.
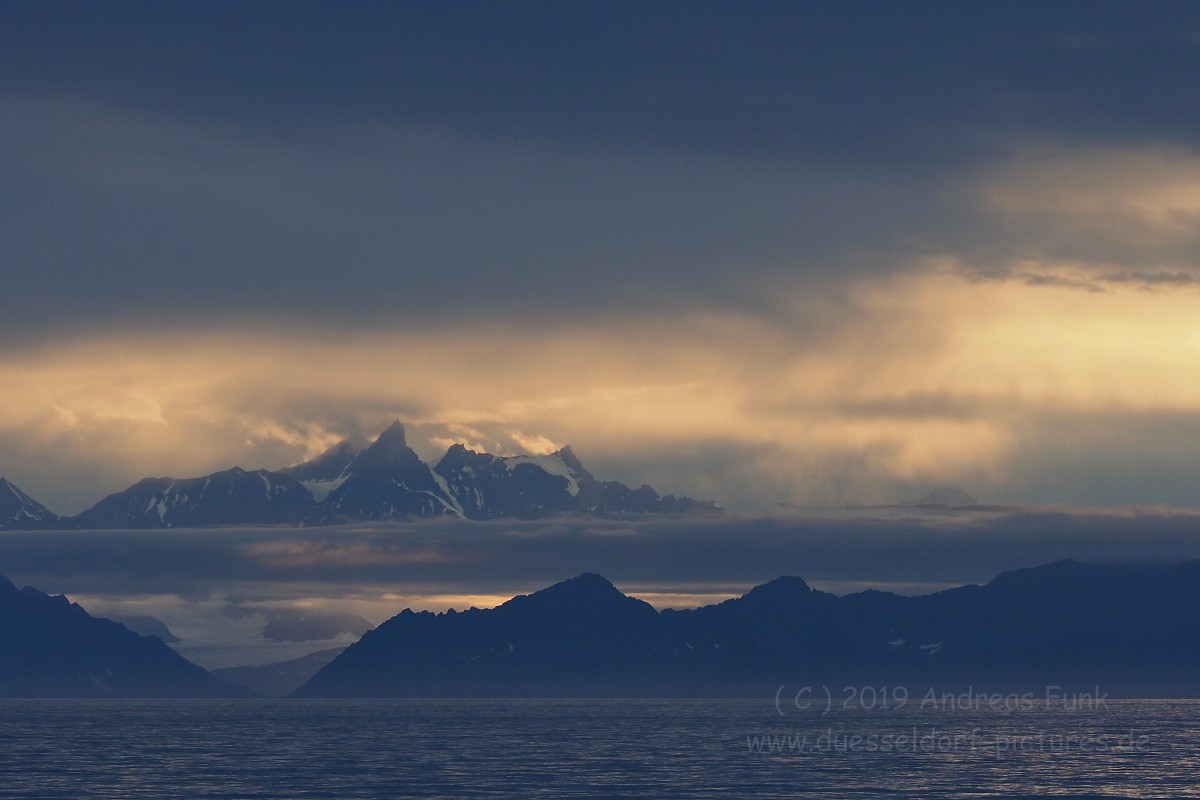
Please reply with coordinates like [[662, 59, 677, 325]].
[[3, 1, 1200, 515], [3, 0, 1200, 666]]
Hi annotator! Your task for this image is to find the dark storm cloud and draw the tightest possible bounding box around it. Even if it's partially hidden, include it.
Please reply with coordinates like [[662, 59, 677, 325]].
[[0, 91, 945, 341], [4, 1, 1197, 158], [1, 1, 1198, 339]]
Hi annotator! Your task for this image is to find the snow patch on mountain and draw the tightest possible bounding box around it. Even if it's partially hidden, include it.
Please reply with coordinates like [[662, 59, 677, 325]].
[[301, 477, 348, 503], [501, 454, 581, 496], [0, 477, 60, 527]]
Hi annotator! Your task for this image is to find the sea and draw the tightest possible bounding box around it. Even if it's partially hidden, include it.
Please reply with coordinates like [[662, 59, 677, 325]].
[[1, 698, 1197, 798]]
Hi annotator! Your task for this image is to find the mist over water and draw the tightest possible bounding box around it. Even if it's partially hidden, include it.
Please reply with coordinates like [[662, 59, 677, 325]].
[[2, 699, 1196, 798]]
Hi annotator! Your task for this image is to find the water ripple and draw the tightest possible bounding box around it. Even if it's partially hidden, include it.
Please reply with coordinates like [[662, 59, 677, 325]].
[[0, 699, 1196, 798]]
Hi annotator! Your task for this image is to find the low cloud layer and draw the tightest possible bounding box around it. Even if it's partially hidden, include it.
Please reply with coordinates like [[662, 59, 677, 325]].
[[5, 511, 1200, 666]]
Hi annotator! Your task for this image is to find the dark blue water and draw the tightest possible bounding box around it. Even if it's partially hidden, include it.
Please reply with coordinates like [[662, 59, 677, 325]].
[[1, 699, 1197, 798]]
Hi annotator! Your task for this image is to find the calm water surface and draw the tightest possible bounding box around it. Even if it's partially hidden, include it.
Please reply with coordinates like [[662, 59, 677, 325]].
[[1, 699, 1197, 798]]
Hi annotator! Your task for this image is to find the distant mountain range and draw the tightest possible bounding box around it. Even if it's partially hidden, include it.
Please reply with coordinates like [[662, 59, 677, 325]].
[[0, 421, 720, 529], [295, 559, 1200, 698], [212, 648, 345, 698], [4, 558, 1200, 697]]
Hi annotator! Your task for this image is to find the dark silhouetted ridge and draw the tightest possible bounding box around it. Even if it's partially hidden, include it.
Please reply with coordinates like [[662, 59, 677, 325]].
[[987, 558, 1097, 591], [739, 575, 812, 603], [296, 560, 1200, 698], [0, 578, 249, 697], [519, 573, 622, 604]]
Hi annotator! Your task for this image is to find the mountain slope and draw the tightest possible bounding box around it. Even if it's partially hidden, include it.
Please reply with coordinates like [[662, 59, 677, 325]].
[[73, 467, 313, 528], [318, 421, 460, 520], [0, 576, 247, 697], [295, 561, 1200, 698], [434, 443, 720, 520], [434, 445, 586, 519], [278, 437, 364, 502], [0, 478, 62, 529], [295, 574, 662, 697]]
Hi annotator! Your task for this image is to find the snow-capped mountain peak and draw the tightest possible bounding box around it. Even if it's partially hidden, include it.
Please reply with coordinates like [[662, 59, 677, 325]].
[[18, 421, 721, 529], [0, 477, 60, 528]]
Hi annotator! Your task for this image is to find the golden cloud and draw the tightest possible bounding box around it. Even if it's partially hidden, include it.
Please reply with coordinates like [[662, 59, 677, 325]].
[[4, 252, 1200, 511]]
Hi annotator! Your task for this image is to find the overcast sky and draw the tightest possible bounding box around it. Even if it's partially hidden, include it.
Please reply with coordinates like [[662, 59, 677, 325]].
[[4, 1, 1200, 516]]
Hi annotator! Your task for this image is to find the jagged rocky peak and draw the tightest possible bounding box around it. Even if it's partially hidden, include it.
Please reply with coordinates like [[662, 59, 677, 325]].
[[345, 420, 427, 474], [316, 420, 453, 520], [9, 420, 722, 528], [431, 441, 590, 520], [552, 444, 586, 474], [372, 419, 409, 450], [435, 442, 495, 468]]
